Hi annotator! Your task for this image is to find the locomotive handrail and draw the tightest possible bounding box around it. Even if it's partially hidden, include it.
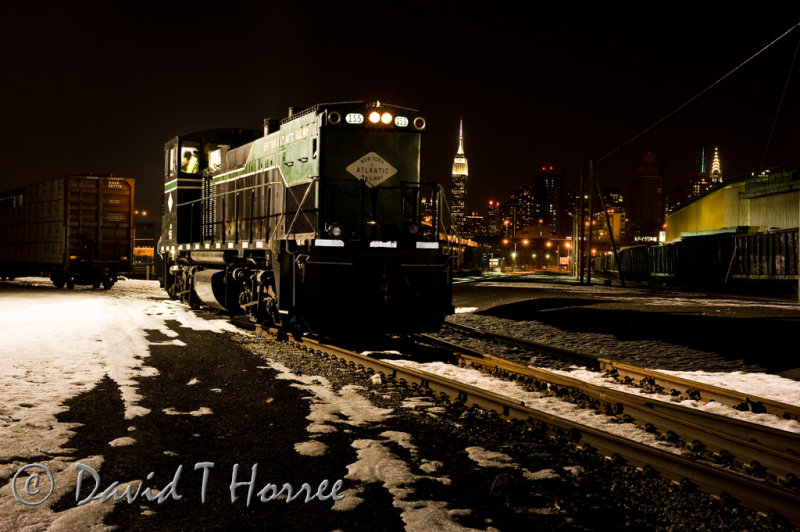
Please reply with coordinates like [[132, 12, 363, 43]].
[[435, 184, 459, 242], [176, 180, 277, 207]]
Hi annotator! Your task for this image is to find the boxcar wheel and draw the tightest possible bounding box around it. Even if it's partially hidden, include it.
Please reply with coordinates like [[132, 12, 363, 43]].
[[67, 280, 75, 290], [52, 272, 65, 288], [92, 281, 101, 289]]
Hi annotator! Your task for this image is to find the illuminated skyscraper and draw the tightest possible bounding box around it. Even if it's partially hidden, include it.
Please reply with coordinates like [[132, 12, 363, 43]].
[[710, 147, 722, 183], [628, 151, 664, 238], [682, 149, 713, 202], [486, 200, 500, 237], [450, 118, 468, 231], [534, 165, 569, 237]]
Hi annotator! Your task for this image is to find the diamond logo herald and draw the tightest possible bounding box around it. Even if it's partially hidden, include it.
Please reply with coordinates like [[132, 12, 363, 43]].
[[346, 152, 397, 187]]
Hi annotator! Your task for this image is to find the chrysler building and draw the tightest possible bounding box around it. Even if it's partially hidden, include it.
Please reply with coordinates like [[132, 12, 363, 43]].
[[710, 146, 722, 183], [451, 118, 468, 231]]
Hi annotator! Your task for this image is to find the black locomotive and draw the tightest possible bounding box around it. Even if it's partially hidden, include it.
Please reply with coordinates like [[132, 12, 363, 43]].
[[159, 101, 453, 335]]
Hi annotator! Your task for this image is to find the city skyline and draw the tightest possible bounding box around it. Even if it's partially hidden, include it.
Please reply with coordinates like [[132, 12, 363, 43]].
[[1, 4, 798, 216]]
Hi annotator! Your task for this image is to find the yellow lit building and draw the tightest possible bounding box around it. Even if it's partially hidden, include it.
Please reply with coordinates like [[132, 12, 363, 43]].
[[665, 164, 798, 242]]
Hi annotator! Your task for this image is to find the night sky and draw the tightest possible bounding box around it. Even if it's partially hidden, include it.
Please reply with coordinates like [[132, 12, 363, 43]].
[[2, 2, 799, 217]]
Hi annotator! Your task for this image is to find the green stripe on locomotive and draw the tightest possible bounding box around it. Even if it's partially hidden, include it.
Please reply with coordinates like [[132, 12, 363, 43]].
[[211, 112, 320, 189]]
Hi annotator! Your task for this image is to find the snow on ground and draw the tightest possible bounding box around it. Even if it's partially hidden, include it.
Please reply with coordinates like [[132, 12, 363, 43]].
[[549, 367, 800, 433], [450, 298, 800, 397], [451, 310, 766, 374], [333, 436, 483, 532], [0, 278, 237, 462], [0, 277, 524, 532], [449, 285, 800, 436], [473, 281, 800, 311], [655, 369, 800, 407], [261, 360, 507, 531], [384, 360, 685, 455], [0, 278, 242, 530]]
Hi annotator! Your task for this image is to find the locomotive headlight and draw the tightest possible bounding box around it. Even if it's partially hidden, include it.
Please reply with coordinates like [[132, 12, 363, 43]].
[[408, 222, 419, 235], [380, 112, 393, 124], [413, 117, 426, 130], [368, 111, 381, 123], [329, 111, 342, 125]]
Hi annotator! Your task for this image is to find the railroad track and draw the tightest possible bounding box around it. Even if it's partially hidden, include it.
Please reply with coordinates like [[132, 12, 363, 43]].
[[415, 333, 800, 481], [240, 321, 800, 526], [442, 321, 800, 421]]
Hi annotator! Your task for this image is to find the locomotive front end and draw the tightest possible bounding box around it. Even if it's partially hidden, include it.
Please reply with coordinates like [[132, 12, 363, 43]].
[[298, 102, 452, 334]]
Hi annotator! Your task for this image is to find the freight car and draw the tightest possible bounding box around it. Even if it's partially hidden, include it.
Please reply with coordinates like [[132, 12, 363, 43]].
[[159, 100, 454, 335], [0, 174, 134, 289]]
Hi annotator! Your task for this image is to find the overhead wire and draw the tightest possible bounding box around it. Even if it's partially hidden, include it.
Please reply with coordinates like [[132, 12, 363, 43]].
[[760, 29, 800, 171], [597, 21, 800, 164]]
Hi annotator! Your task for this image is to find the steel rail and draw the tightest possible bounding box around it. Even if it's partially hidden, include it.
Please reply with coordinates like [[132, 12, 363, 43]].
[[250, 324, 800, 525], [415, 333, 800, 480], [442, 321, 800, 421]]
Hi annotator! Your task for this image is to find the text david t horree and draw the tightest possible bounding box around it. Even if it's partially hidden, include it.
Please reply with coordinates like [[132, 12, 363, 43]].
[[12, 462, 344, 507]]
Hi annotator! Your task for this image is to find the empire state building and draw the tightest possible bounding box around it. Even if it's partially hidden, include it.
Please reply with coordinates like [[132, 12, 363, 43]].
[[451, 118, 468, 231]]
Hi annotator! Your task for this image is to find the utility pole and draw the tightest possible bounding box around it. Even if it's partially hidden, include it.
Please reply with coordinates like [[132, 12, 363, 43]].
[[578, 171, 586, 284], [594, 168, 626, 287], [586, 160, 594, 284]]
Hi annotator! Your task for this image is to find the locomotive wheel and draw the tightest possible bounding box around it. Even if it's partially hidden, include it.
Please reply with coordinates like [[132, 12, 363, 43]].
[[102, 277, 114, 290], [288, 315, 303, 341], [54, 280, 65, 288], [92, 281, 101, 289], [163, 259, 179, 299], [66, 280, 75, 290]]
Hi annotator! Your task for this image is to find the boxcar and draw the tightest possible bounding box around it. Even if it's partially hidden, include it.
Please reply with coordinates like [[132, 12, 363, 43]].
[[0, 174, 134, 289]]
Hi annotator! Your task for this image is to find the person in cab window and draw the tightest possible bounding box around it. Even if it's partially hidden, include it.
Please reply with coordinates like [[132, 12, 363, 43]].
[[181, 150, 199, 173]]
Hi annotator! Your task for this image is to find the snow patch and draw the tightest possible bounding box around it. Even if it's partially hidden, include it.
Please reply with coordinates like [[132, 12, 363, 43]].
[[401, 396, 437, 410], [658, 369, 800, 408], [335, 437, 470, 531], [465, 446, 514, 468], [109, 437, 136, 447], [553, 367, 800, 433], [267, 360, 393, 435], [162, 407, 213, 416], [523, 468, 559, 481], [294, 440, 328, 457]]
